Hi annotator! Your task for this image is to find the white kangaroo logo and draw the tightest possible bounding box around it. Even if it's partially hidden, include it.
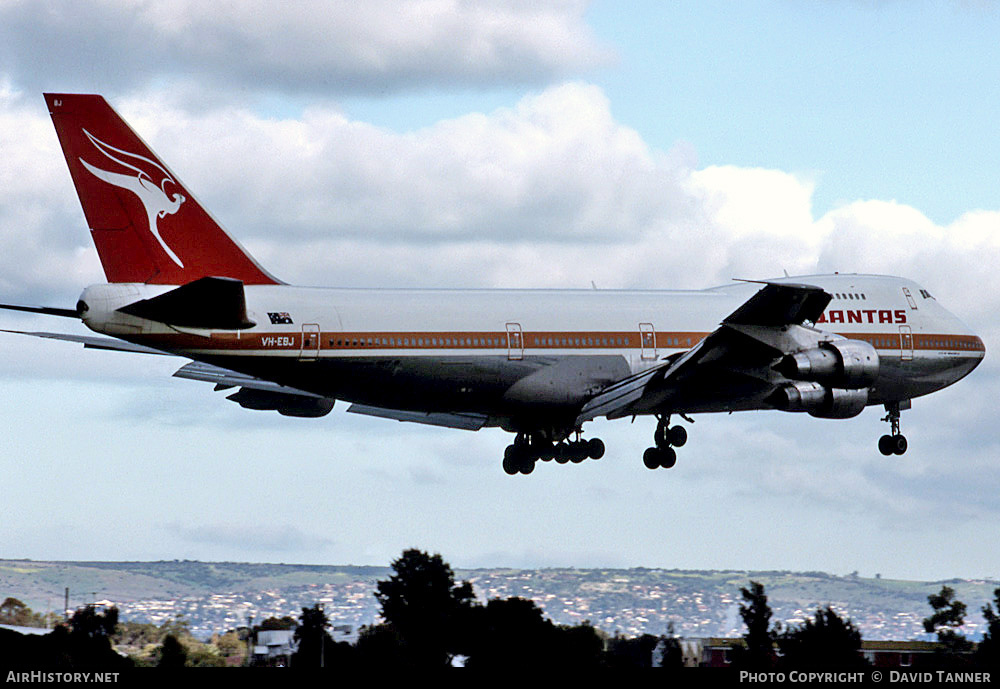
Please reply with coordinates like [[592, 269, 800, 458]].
[[79, 129, 187, 268]]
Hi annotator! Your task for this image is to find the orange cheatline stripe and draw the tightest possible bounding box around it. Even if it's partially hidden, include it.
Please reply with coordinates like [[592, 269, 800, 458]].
[[132, 329, 984, 353]]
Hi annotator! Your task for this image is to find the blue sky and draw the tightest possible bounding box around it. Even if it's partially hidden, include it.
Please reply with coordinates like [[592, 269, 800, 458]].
[[1, 1, 999, 585]]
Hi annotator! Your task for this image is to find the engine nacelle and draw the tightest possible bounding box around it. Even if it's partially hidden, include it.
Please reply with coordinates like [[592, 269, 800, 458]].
[[226, 387, 334, 417], [777, 339, 879, 389], [768, 381, 869, 419]]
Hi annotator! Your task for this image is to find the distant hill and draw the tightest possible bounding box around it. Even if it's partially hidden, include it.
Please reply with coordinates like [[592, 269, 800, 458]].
[[1, 559, 995, 640]]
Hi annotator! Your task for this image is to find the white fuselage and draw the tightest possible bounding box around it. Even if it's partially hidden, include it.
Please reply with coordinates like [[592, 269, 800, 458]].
[[78, 273, 985, 427]]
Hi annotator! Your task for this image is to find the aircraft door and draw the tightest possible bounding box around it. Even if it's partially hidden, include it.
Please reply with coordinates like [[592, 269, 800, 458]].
[[506, 322, 524, 360], [639, 323, 657, 360], [898, 325, 914, 362], [301, 323, 320, 360]]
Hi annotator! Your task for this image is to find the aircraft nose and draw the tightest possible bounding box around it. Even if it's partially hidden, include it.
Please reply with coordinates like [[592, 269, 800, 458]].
[[972, 334, 986, 363]]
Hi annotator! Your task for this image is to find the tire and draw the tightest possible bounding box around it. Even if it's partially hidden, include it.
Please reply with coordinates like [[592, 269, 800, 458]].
[[878, 435, 894, 456], [659, 446, 677, 469], [668, 425, 687, 448], [892, 434, 908, 455], [588, 438, 605, 460], [643, 447, 660, 470]]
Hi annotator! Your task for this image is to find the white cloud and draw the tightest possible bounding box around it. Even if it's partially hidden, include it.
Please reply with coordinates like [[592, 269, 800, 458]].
[[0, 0, 611, 96]]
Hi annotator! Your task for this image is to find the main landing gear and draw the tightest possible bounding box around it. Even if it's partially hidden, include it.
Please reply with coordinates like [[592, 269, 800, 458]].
[[502, 432, 605, 475], [643, 415, 688, 470], [878, 402, 908, 456]]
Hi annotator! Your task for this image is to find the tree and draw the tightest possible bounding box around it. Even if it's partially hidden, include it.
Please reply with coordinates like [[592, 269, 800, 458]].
[[735, 581, 777, 669], [0, 598, 50, 627], [70, 605, 119, 642], [464, 597, 556, 669], [374, 549, 476, 666], [923, 586, 972, 656], [66, 605, 130, 669], [777, 606, 865, 669], [550, 622, 606, 668], [214, 630, 244, 664], [157, 634, 187, 668], [975, 588, 1000, 669], [256, 615, 297, 632], [355, 624, 406, 666], [658, 621, 685, 668], [0, 597, 29, 625], [292, 604, 332, 668]]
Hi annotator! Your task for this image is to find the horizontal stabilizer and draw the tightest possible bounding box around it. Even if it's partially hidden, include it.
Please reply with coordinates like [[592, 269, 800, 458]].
[[347, 404, 488, 431], [0, 329, 168, 355], [0, 303, 80, 318], [118, 276, 255, 329]]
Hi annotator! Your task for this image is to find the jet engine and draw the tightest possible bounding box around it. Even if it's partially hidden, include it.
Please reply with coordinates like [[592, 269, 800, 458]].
[[768, 381, 869, 419], [226, 387, 334, 417], [776, 339, 879, 389]]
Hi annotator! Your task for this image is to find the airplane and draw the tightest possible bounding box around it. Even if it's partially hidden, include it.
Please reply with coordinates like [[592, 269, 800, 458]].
[[0, 93, 986, 475]]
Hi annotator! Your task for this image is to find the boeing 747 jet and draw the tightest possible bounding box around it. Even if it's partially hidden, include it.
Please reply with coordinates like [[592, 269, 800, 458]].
[[0, 94, 986, 474]]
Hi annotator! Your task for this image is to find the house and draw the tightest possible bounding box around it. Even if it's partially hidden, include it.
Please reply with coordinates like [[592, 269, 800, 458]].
[[253, 629, 297, 667]]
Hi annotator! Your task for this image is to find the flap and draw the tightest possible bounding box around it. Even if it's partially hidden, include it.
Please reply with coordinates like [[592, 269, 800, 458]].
[[347, 404, 488, 431], [172, 360, 323, 398]]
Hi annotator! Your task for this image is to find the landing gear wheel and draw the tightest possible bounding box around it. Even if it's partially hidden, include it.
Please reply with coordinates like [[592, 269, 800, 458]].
[[642, 447, 677, 470], [655, 415, 688, 449], [668, 425, 687, 448], [643, 447, 660, 470], [502, 452, 520, 475], [879, 402, 909, 456], [659, 446, 677, 469], [891, 434, 907, 455], [588, 438, 605, 460]]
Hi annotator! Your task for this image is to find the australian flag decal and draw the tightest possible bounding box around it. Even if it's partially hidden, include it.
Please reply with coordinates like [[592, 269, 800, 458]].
[[268, 312, 293, 325]]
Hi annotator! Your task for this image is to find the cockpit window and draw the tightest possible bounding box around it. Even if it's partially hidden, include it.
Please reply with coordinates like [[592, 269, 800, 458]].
[[919, 289, 935, 299]]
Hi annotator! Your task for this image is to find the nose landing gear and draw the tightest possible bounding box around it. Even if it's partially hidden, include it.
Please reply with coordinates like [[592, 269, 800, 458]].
[[879, 401, 908, 455]]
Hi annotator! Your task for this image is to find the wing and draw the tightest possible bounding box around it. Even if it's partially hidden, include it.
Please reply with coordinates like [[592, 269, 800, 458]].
[[577, 282, 834, 423]]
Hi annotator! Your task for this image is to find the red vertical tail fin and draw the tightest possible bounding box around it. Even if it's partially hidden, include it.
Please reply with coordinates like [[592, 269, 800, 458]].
[[45, 93, 280, 285]]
